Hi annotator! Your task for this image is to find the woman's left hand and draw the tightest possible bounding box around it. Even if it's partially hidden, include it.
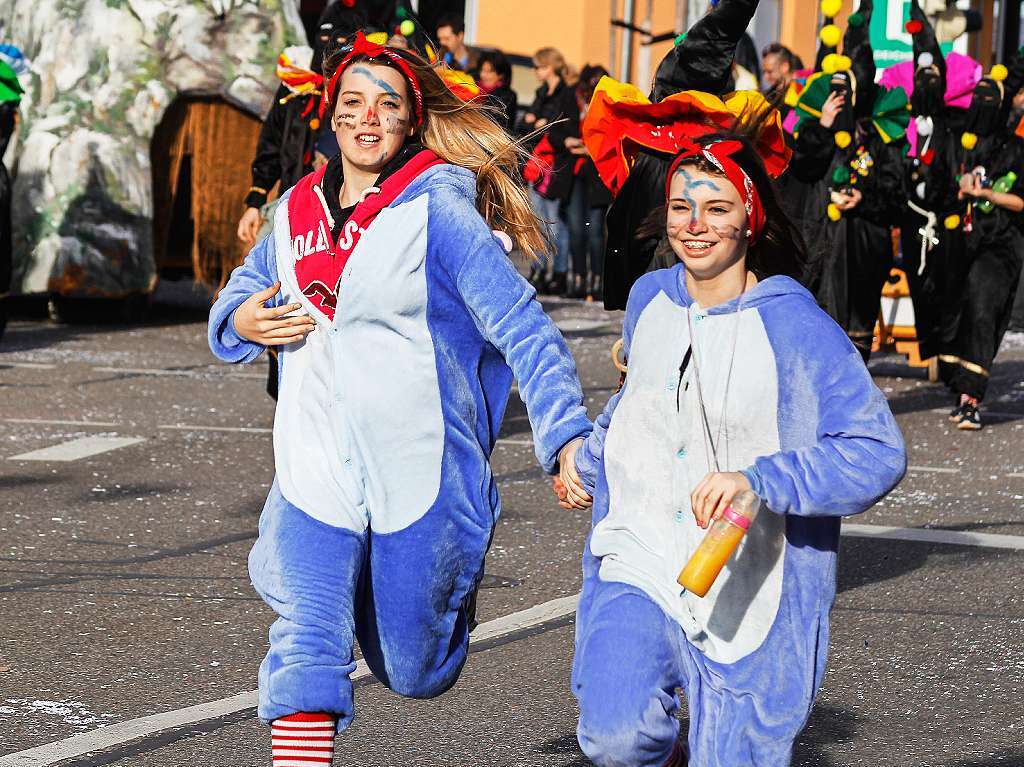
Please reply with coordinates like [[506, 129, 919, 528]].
[[691, 471, 751, 529], [558, 438, 592, 510]]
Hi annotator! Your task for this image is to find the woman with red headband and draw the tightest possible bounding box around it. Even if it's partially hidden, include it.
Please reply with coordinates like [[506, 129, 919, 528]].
[[208, 32, 592, 764], [563, 82, 905, 766]]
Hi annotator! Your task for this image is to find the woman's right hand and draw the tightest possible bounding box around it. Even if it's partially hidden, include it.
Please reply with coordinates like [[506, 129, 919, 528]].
[[232, 282, 317, 346], [237, 207, 264, 246], [819, 91, 845, 129]]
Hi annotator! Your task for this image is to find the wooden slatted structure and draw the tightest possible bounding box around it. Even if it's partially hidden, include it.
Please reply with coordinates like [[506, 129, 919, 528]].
[[151, 97, 263, 287]]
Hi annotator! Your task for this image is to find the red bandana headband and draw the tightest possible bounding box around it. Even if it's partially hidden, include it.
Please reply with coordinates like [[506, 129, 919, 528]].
[[320, 31, 425, 125], [666, 139, 767, 244]]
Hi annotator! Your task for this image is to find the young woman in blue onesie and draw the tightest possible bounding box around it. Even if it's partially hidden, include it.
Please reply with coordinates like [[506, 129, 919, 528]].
[[209, 33, 592, 763], [566, 82, 907, 767]]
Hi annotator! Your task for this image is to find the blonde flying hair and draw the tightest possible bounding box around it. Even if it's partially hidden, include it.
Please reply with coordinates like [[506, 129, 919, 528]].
[[324, 46, 548, 261]]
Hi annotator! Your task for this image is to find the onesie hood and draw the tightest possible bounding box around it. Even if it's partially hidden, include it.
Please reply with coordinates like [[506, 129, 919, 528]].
[[654, 263, 817, 314]]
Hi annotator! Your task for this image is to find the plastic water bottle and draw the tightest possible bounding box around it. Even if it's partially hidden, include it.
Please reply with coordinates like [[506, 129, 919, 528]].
[[978, 172, 1018, 213], [677, 490, 761, 597]]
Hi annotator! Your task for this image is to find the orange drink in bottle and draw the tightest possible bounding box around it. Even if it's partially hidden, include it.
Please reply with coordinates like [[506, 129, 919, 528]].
[[677, 490, 760, 597]]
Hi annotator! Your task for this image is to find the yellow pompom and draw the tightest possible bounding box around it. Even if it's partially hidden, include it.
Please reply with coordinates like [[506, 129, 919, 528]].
[[991, 64, 1009, 82], [366, 31, 389, 45], [400, 19, 415, 37], [835, 130, 852, 148], [835, 55, 853, 72], [822, 53, 839, 74], [944, 214, 961, 230], [309, 117, 320, 130], [820, 24, 842, 48], [961, 131, 978, 150], [821, 0, 843, 18], [827, 203, 843, 221]]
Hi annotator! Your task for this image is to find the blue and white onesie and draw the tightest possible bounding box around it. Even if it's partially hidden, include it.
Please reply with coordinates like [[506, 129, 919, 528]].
[[572, 265, 906, 767], [208, 163, 591, 728]]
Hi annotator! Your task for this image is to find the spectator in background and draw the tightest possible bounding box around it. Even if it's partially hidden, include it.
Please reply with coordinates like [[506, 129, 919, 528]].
[[563, 64, 612, 300], [521, 47, 579, 295], [436, 13, 479, 74], [477, 49, 518, 132], [761, 42, 803, 99]]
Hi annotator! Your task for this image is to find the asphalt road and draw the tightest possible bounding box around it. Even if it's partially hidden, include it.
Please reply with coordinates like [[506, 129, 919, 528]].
[[1, 279, 1022, 767]]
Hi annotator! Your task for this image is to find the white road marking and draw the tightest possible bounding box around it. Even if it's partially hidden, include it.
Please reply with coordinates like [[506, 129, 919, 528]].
[[0, 361, 57, 370], [843, 524, 1024, 551], [4, 419, 121, 428], [495, 438, 535, 447], [1008, 472, 1024, 479], [554, 318, 615, 333], [1, 526, 1019, 767], [907, 465, 960, 474], [92, 366, 266, 380], [159, 424, 273, 434], [0, 595, 576, 767], [8, 436, 145, 462]]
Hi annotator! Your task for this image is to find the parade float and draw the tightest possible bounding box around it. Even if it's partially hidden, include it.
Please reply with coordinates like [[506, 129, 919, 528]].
[[3, 0, 305, 317]]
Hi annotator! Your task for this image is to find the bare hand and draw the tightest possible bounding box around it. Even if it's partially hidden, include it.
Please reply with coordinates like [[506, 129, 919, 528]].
[[232, 282, 317, 346], [524, 112, 537, 125], [819, 91, 845, 129], [557, 438, 592, 510], [958, 172, 983, 199], [564, 136, 583, 149], [237, 207, 264, 246], [835, 188, 863, 211], [690, 471, 752, 529]]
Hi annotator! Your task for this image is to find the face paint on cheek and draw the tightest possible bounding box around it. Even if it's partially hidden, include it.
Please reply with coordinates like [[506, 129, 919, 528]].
[[335, 112, 357, 130], [383, 114, 409, 135], [709, 223, 742, 240]]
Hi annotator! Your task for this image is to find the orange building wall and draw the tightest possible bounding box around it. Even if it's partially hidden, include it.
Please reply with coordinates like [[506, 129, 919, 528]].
[[473, 0, 682, 88]]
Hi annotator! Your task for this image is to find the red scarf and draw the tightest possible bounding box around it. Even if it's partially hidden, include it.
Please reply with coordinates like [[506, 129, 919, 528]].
[[666, 139, 766, 244], [287, 149, 444, 321]]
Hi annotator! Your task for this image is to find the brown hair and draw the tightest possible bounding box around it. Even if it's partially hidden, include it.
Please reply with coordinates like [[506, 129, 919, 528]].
[[323, 47, 548, 260]]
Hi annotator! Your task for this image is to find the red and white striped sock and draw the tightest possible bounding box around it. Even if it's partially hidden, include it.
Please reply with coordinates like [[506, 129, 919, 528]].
[[271, 712, 336, 766]]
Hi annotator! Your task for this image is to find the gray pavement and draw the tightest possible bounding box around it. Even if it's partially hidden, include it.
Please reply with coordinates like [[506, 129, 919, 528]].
[[0, 279, 1022, 766]]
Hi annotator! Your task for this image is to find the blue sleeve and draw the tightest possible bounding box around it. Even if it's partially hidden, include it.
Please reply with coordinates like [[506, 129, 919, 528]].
[[437, 196, 592, 474], [208, 233, 280, 364], [574, 389, 622, 493], [743, 344, 907, 517], [574, 271, 665, 493]]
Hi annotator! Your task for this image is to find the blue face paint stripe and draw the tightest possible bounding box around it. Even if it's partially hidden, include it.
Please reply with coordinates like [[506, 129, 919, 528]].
[[350, 66, 400, 97], [674, 168, 722, 228]]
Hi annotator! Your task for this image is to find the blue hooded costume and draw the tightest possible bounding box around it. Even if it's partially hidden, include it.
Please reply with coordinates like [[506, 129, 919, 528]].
[[572, 265, 906, 766], [209, 162, 591, 729]]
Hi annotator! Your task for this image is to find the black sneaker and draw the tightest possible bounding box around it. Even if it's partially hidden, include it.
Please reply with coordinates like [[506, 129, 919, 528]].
[[957, 404, 982, 430], [948, 402, 966, 423]]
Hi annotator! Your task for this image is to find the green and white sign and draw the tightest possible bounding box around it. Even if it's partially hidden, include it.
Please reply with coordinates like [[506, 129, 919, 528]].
[[870, 0, 955, 66]]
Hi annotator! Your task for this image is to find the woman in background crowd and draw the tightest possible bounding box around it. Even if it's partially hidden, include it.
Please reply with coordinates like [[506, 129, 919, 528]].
[[564, 64, 612, 300], [521, 46, 578, 295], [477, 49, 518, 133]]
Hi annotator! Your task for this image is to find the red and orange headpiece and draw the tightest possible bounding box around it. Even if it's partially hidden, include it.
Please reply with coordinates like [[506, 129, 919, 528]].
[[581, 77, 790, 243]]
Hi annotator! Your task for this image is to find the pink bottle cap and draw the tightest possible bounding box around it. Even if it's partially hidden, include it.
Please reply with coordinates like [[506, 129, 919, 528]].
[[722, 505, 751, 531]]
